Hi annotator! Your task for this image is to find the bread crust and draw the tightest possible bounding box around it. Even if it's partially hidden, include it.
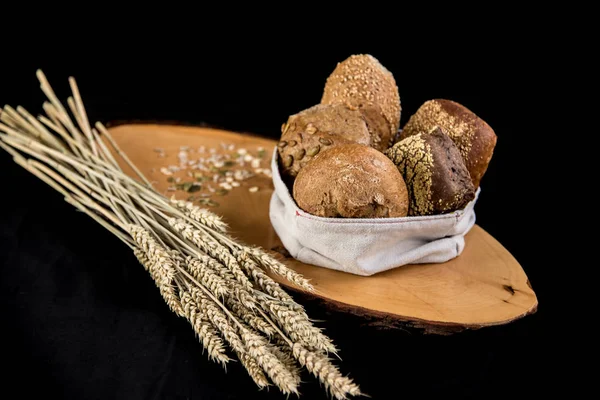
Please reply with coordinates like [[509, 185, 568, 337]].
[[293, 144, 409, 218], [386, 127, 475, 216], [400, 99, 497, 188], [277, 104, 371, 178], [321, 54, 401, 151]]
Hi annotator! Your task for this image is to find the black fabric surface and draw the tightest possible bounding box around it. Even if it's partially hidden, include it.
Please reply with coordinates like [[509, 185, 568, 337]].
[[0, 23, 560, 399]]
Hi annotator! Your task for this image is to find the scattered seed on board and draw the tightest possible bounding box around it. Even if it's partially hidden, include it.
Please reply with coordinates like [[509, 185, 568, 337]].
[[155, 143, 270, 205]]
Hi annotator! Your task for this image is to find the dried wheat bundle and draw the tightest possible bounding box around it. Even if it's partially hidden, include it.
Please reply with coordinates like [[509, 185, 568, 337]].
[[0, 71, 362, 399]]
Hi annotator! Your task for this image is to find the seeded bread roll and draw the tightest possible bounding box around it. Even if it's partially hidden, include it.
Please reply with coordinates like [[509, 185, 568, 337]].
[[400, 99, 497, 188], [277, 104, 371, 178], [385, 127, 475, 216], [321, 54, 401, 151], [293, 144, 409, 218]]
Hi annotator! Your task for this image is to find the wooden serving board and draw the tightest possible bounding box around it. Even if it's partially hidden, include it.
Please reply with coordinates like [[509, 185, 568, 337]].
[[109, 123, 538, 334]]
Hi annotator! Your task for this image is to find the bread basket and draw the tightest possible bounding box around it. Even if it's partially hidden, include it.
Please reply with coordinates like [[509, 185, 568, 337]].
[[269, 148, 480, 276]]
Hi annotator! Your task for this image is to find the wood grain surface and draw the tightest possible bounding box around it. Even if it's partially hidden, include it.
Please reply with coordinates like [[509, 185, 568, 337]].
[[109, 123, 538, 334]]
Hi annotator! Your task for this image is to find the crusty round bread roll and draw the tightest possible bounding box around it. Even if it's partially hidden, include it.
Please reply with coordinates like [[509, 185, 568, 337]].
[[400, 99, 497, 188], [293, 144, 409, 218], [277, 104, 371, 178], [385, 127, 475, 216], [321, 54, 401, 151]]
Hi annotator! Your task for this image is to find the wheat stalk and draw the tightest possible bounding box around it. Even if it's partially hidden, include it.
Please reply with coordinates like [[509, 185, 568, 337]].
[[0, 70, 363, 399]]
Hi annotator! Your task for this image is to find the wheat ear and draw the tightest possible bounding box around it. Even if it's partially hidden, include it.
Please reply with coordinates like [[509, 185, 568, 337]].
[[189, 287, 270, 388], [133, 248, 184, 317], [180, 291, 230, 365], [170, 196, 228, 232], [240, 327, 300, 395], [184, 257, 230, 298], [293, 344, 362, 400], [248, 247, 314, 292], [169, 218, 252, 289]]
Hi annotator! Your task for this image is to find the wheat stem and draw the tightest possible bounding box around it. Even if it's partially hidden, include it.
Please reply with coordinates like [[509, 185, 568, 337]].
[[95, 121, 153, 188]]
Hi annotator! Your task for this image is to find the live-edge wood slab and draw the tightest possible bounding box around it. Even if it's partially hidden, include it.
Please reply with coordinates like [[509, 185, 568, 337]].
[[109, 123, 538, 334]]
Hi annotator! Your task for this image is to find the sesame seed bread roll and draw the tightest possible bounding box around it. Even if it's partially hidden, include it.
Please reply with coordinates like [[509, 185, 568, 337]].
[[400, 99, 497, 188], [293, 144, 409, 218], [277, 104, 371, 178], [321, 54, 401, 151], [385, 127, 475, 216]]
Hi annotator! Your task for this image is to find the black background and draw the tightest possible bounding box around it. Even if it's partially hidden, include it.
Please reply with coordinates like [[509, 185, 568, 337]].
[[0, 22, 560, 399]]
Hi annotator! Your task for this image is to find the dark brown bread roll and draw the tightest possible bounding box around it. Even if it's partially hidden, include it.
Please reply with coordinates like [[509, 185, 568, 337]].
[[277, 104, 371, 178], [385, 127, 475, 216], [293, 144, 409, 218], [400, 99, 497, 188], [321, 54, 401, 151]]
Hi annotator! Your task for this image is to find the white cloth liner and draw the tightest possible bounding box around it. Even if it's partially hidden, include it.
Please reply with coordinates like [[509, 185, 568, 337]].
[[268, 147, 480, 276]]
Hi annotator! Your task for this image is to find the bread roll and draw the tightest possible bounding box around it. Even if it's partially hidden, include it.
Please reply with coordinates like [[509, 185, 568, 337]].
[[385, 127, 475, 216], [277, 104, 371, 178], [400, 99, 496, 188], [293, 144, 409, 218], [321, 54, 400, 151]]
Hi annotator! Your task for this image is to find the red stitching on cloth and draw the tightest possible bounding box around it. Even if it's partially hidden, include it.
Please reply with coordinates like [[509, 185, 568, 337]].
[[295, 209, 458, 224]]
